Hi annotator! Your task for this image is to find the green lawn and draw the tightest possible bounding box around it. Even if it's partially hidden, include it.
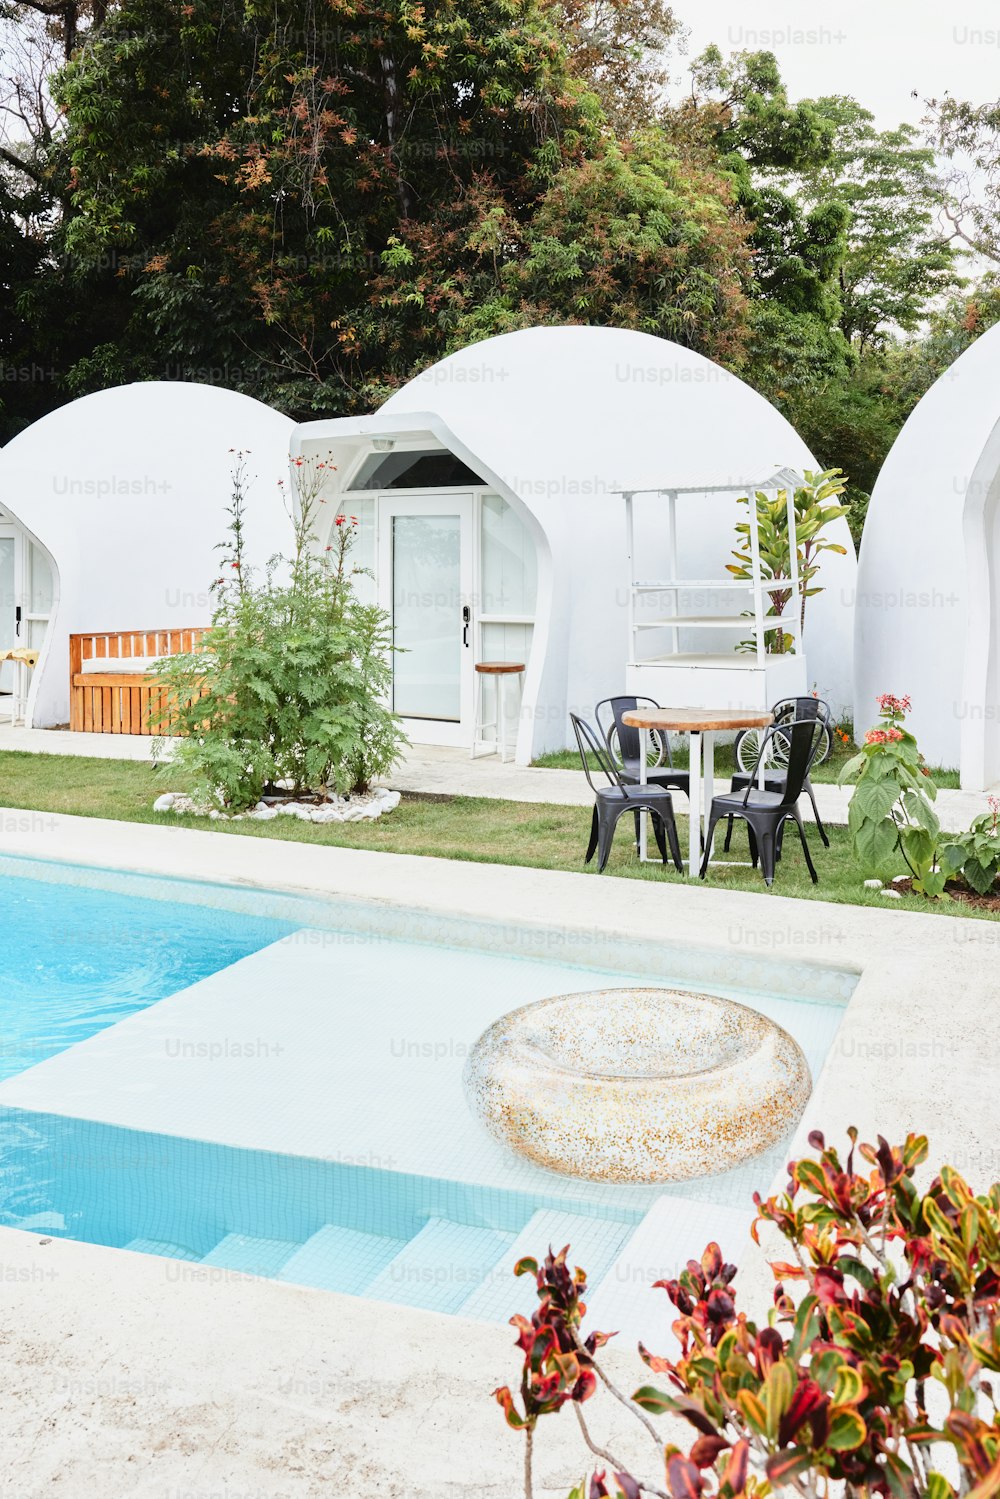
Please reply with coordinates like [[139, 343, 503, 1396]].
[[0, 748, 990, 921], [533, 737, 962, 789]]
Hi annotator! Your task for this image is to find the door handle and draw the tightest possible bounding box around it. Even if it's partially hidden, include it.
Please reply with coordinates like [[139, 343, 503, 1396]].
[[15, 605, 21, 638], [462, 605, 470, 647]]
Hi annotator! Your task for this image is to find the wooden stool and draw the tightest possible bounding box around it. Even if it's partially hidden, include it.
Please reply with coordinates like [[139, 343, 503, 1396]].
[[472, 662, 525, 762]]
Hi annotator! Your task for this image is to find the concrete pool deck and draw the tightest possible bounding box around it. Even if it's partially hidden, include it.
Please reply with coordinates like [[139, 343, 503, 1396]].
[[0, 806, 996, 1495]]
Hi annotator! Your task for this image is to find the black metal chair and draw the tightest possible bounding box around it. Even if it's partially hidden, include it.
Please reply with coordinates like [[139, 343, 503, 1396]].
[[570, 714, 683, 875], [700, 718, 822, 888], [723, 695, 832, 852], [594, 696, 691, 802]]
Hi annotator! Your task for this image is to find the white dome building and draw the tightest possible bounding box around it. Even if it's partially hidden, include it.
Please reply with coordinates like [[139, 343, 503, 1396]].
[[292, 326, 858, 763], [854, 321, 1000, 789], [0, 383, 295, 729]]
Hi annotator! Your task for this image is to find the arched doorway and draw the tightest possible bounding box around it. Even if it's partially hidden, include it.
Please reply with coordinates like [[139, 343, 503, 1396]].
[[961, 418, 1000, 790], [0, 507, 55, 724]]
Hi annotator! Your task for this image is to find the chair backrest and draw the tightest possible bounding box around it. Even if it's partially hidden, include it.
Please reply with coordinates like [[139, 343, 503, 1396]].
[[745, 717, 825, 807], [594, 695, 672, 770], [773, 694, 833, 728], [570, 713, 625, 795]]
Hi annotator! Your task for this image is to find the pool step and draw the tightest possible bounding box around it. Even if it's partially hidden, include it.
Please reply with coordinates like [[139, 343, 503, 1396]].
[[277, 1224, 408, 1295], [456, 1208, 636, 1323], [125, 1237, 202, 1262], [586, 1195, 754, 1353], [201, 1233, 302, 1278], [364, 1217, 516, 1315]]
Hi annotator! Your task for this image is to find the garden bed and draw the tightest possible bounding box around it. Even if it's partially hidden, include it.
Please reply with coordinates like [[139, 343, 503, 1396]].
[[892, 875, 1000, 913]]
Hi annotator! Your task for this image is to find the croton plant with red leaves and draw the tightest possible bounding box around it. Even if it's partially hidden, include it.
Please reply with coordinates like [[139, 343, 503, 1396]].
[[495, 1129, 1000, 1499]]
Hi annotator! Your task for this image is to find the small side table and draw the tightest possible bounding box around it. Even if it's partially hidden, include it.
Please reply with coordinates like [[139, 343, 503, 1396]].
[[472, 662, 525, 763]]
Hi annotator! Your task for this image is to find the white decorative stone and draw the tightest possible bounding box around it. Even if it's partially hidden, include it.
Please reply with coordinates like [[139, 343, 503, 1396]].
[[864, 879, 883, 890], [150, 788, 399, 823], [463, 988, 812, 1184], [880, 889, 903, 900]]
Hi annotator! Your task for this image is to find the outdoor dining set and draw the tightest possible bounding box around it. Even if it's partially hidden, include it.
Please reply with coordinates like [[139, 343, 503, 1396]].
[[570, 695, 833, 887]]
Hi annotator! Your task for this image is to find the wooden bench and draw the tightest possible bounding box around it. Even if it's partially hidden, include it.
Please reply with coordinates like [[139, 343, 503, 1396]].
[[69, 628, 208, 735]]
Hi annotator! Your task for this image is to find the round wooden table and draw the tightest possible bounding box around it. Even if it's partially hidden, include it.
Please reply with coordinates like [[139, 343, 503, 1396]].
[[621, 707, 773, 877]]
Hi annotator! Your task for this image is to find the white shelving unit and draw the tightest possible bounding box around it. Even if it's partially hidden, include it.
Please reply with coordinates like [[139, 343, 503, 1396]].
[[619, 471, 808, 712]]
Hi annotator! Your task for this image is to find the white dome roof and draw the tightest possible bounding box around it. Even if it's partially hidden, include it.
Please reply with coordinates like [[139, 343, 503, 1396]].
[[0, 381, 295, 726], [855, 320, 1000, 783], [381, 325, 817, 495]]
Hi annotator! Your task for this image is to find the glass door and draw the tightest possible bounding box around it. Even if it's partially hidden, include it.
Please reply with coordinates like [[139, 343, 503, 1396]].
[[0, 530, 16, 699], [378, 494, 475, 744]]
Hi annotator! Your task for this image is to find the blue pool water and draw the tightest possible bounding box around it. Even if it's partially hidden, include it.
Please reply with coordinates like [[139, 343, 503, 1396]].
[[0, 1107, 643, 1319], [0, 855, 855, 1318], [0, 873, 293, 1079]]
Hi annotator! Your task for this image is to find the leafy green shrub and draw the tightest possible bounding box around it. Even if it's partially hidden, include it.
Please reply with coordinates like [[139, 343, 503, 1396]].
[[497, 1128, 1000, 1499], [153, 453, 406, 811], [839, 693, 944, 896], [727, 468, 850, 654], [940, 796, 1000, 896]]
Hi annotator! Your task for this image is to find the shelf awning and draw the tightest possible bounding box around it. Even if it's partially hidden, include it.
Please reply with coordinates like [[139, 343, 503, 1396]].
[[612, 466, 805, 499]]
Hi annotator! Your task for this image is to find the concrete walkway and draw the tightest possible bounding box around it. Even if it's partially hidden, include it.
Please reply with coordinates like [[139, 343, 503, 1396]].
[[0, 723, 171, 761], [1, 724, 995, 831], [389, 745, 994, 833]]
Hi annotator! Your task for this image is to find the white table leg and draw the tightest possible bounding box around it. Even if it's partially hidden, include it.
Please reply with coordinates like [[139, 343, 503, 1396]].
[[703, 731, 716, 868], [638, 727, 648, 861], [688, 731, 702, 877]]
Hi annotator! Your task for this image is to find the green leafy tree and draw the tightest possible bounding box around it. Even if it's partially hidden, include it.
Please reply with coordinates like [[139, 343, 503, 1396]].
[[368, 131, 754, 369], [793, 100, 959, 354], [665, 48, 851, 399], [926, 92, 1000, 266]]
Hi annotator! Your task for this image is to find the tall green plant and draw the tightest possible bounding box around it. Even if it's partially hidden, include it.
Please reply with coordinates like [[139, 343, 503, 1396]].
[[153, 453, 406, 810], [839, 692, 944, 897], [727, 468, 849, 654]]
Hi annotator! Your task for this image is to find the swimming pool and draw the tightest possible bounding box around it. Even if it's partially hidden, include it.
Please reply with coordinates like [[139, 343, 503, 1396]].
[[0, 853, 856, 1319], [0, 869, 293, 1079]]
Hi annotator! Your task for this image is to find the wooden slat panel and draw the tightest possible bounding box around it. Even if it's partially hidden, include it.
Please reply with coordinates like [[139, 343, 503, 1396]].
[[69, 626, 209, 734], [72, 673, 164, 688], [68, 635, 84, 732]]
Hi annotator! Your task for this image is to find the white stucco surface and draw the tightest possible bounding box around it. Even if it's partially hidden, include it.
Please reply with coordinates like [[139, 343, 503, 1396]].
[[0, 382, 295, 728], [294, 327, 858, 758], [855, 321, 1000, 786]]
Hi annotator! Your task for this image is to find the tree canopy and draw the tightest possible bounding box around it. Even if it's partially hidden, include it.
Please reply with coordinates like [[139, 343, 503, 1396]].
[[0, 0, 993, 540]]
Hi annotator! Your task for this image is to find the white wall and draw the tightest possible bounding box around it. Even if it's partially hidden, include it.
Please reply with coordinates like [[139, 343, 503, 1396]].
[[379, 327, 858, 756], [0, 383, 295, 727], [854, 323, 1000, 781]]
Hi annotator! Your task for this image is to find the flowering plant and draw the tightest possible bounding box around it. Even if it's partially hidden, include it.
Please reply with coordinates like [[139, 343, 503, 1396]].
[[153, 452, 406, 810], [839, 693, 944, 897], [496, 1129, 1000, 1499]]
